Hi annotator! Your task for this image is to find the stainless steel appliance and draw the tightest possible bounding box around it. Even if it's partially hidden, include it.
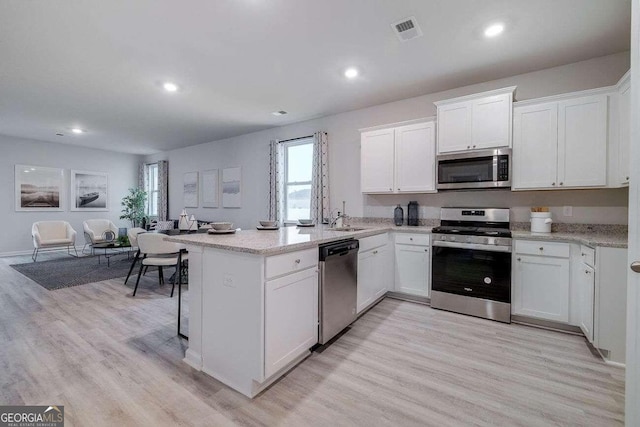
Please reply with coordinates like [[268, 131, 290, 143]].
[[437, 148, 511, 190], [319, 239, 359, 344], [431, 208, 512, 323]]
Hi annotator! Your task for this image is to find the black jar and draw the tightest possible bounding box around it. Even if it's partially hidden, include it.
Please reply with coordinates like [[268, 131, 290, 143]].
[[407, 201, 419, 226], [393, 204, 404, 226]]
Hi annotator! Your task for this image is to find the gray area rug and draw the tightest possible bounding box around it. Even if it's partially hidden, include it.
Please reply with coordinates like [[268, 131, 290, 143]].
[[11, 255, 135, 290]]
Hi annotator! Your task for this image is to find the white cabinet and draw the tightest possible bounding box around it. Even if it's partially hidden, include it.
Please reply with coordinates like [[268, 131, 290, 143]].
[[617, 73, 631, 186], [394, 234, 430, 297], [513, 240, 570, 322], [512, 92, 608, 190], [264, 261, 318, 378], [594, 247, 628, 364], [435, 87, 515, 154], [578, 264, 595, 343], [357, 235, 392, 313], [558, 95, 608, 187], [360, 121, 436, 194], [513, 102, 558, 189]]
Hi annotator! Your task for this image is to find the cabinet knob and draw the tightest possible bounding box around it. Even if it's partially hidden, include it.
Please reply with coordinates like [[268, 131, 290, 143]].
[[389, 188, 392, 191], [409, 237, 413, 241], [373, 250, 378, 255], [467, 145, 471, 149], [552, 182, 556, 186], [581, 253, 586, 257], [585, 270, 591, 274], [626, 176, 630, 180], [559, 182, 564, 186], [539, 247, 544, 251], [397, 188, 400, 191], [424, 249, 428, 252], [294, 259, 300, 264], [473, 145, 476, 148], [517, 258, 521, 261]]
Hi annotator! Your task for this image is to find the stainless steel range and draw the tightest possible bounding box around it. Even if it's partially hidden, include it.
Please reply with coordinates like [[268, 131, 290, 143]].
[[431, 208, 512, 323]]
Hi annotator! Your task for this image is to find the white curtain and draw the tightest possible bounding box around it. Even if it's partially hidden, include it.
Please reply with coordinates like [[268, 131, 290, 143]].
[[157, 160, 169, 221], [268, 140, 284, 221], [310, 132, 330, 223]]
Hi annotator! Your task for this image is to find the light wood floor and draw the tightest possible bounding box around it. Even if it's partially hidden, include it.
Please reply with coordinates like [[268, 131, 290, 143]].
[[0, 252, 625, 426]]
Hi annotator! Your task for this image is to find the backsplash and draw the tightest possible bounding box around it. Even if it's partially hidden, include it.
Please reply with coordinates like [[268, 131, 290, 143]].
[[511, 222, 628, 235]]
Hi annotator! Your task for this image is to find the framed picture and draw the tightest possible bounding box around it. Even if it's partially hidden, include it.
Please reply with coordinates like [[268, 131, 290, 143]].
[[71, 170, 109, 211], [222, 167, 241, 208], [183, 171, 199, 208], [201, 169, 219, 208], [15, 165, 65, 211]]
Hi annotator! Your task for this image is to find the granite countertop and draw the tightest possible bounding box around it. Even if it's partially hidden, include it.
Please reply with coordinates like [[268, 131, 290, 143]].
[[164, 224, 391, 255], [511, 230, 628, 248], [165, 222, 627, 255]]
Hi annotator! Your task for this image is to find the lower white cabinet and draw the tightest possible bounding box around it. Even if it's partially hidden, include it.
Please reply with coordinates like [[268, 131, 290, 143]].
[[578, 264, 595, 343], [513, 241, 570, 323], [357, 236, 392, 314], [394, 234, 430, 297], [264, 266, 318, 378]]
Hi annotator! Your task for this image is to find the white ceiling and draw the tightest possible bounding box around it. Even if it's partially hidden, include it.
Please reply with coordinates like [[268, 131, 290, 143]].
[[0, 0, 630, 155]]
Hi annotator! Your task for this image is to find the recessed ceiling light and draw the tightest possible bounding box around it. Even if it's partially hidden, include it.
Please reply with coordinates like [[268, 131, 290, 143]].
[[484, 23, 504, 38], [344, 67, 359, 79], [163, 82, 179, 92], [71, 128, 84, 134], [272, 110, 288, 116]]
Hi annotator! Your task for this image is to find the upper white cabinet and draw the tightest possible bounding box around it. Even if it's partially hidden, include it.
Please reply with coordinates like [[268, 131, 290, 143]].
[[435, 87, 516, 154], [615, 72, 631, 186], [513, 91, 609, 190], [360, 120, 436, 194]]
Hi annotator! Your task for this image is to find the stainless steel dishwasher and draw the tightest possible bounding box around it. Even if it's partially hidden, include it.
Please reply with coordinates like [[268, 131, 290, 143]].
[[319, 239, 359, 344]]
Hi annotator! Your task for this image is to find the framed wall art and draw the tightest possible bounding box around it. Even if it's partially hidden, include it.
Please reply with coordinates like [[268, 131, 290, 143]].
[[15, 165, 65, 212], [183, 171, 199, 208], [201, 169, 219, 208], [222, 167, 241, 208], [71, 170, 109, 211]]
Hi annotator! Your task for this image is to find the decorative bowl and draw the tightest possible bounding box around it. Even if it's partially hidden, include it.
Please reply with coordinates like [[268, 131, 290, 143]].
[[259, 220, 277, 227], [298, 219, 313, 225], [211, 222, 233, 231]]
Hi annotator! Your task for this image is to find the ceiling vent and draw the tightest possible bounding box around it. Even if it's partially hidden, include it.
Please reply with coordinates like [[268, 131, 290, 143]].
[[391, 16, 423, 42]]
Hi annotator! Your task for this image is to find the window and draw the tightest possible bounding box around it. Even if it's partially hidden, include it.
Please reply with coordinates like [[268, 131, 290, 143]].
[[146, 163, 159, 218], [283, 138, 313, 222]]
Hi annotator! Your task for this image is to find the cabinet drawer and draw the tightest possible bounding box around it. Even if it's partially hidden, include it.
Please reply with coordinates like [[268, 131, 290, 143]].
[[358, 233, 389, 252], [580, 245, 595, 268], [515, 240, 570, 258], [265, 248, 317, 280], [395, 233, 430, 246]]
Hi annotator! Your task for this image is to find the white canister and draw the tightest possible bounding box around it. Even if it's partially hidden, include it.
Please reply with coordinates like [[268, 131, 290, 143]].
[[530, 212, 553, 233]]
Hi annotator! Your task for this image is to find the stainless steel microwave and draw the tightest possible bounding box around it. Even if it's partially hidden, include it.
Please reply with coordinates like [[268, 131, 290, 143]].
[[437, 148, 511, 190]]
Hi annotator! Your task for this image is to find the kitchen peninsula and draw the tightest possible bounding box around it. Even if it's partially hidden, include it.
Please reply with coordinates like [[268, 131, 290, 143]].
[[165, 225, 388, 398]]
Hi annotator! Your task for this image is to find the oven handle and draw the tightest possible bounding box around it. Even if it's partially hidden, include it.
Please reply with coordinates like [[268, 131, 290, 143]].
[[432, 240, 512, 253]]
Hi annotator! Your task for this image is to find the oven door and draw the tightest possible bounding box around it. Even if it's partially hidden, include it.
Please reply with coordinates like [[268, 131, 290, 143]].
[[431, 242, 511, 303]]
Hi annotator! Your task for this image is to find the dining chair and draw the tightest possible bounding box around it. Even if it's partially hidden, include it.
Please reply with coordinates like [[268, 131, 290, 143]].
[[133, 233, 187, 297], [124, 227, 147, 285]]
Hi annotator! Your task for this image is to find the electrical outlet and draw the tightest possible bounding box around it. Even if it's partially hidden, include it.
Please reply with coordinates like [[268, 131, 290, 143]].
[[223, 275, 235, 288], [563, 206, 573, 217]]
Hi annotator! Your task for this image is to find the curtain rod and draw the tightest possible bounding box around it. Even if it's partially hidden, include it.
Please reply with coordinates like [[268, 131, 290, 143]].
[[279, 135, 314, 143]]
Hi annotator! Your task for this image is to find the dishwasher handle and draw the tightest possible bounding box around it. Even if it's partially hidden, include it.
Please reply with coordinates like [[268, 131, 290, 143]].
[[319, 239, 359, 260]]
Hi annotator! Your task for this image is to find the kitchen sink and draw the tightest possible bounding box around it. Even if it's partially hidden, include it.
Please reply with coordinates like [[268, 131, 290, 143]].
[[331, 227, 366, 232]]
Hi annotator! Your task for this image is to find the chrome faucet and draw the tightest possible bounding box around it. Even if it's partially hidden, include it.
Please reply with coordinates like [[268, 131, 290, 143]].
[[329, 201, 348, 228]]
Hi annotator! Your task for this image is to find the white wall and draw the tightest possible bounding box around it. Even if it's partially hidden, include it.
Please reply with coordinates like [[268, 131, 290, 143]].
[[147, 52, 630, 228], [1, 134, 142, 255]]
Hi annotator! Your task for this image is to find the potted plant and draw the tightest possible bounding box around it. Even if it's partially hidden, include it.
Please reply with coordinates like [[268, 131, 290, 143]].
[[120, 187, 148, 228]]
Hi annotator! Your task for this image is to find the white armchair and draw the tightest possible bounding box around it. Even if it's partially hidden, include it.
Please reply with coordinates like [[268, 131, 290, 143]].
[[82, 219, 120, 254], [32, 221, 77, 261]]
